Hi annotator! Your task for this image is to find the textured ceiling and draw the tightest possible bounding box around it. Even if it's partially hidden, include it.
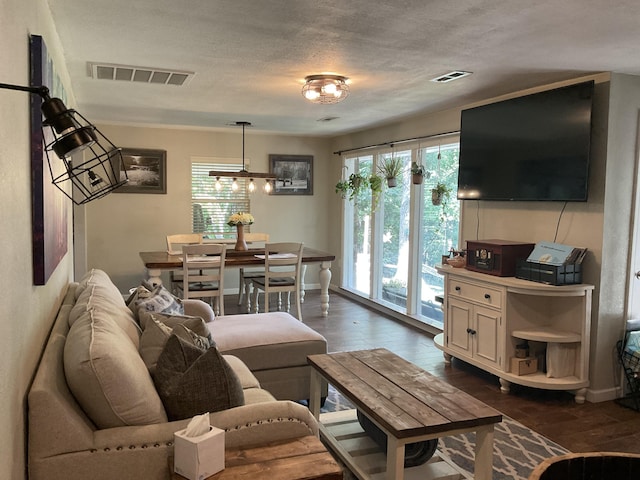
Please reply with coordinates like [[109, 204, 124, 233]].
[[47, 0, 640, 135]]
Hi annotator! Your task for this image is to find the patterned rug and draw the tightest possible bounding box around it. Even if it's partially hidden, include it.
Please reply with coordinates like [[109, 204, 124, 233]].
[[320, 386, 569, 480]]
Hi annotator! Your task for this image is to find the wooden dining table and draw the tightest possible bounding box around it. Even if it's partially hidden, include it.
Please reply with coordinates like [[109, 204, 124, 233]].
[[139, 247, 336, 316]]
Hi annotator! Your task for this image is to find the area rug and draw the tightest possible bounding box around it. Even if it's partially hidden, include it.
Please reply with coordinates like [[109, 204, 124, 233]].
[[320, 386, 569, 480]]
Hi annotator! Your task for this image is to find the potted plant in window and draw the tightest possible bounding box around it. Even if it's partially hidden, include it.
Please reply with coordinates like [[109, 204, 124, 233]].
[[411, 162, 430, 185], [431, 182, 451, 206], [378, 156, 403, 187]]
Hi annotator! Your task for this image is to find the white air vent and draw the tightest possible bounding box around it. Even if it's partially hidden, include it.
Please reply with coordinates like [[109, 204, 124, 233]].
[[430, 71, 472, 83], [87, 62, 195, 86]]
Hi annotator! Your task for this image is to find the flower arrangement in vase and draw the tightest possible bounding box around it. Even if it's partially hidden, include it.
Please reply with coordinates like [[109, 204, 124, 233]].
[[227, 212, 254, 251]]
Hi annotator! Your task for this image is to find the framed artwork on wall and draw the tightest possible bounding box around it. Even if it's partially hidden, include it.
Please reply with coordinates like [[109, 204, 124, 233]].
[[268, 154, 313, 195], [114, 148, 167, 194], [30, 34, 69, 285]]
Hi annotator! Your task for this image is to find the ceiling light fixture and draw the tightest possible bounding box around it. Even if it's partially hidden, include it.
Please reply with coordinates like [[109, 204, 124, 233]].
[[209, 121, 276, 194], [0, 81, 127, 205], [302, 74, 349, 104]]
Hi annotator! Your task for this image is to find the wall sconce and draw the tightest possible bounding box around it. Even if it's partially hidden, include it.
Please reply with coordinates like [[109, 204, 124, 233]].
[[0, 82, 127, 205]]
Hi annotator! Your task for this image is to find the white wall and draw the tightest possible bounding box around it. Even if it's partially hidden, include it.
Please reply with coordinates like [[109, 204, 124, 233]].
[[81, 125, 333, 291], [0, 1, 75, 478]]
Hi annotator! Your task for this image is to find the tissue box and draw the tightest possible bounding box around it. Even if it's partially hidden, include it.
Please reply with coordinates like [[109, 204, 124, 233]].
[[174, 426, 225, 480]]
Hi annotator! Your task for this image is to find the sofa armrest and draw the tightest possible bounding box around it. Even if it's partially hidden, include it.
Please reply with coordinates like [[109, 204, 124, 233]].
[[183, 299, 215, 322], [89, 400, 317, 451]]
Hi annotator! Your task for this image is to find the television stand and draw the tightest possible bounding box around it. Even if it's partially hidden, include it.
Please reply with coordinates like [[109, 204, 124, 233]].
[[434, 265, 594, 403]]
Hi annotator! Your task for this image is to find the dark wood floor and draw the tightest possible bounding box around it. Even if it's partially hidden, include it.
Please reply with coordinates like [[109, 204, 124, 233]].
[[225, 289, 640, 454]]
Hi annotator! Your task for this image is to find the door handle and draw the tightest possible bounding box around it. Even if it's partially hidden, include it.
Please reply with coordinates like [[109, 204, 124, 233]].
[[466, 328, 477, 335], [636, 271, 640, 279]]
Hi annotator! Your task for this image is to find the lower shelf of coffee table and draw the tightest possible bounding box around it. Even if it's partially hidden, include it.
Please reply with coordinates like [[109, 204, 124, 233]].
[[319, 410, 471, 480]]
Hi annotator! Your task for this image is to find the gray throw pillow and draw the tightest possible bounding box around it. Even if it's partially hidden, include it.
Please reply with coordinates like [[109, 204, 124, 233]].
[[153, 335, 244, 421]]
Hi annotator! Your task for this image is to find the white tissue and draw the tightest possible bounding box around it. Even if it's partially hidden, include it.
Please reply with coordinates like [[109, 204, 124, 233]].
[[184, 412, 211, 437]]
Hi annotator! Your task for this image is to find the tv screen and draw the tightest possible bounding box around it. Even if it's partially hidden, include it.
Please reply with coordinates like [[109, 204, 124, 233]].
[[457, 80, 594, 201]]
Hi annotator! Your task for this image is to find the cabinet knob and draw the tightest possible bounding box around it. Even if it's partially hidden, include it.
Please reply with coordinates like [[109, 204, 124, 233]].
[[466, 328, 477, 335], [455, 286, 461, 291], [484, 293, 491, 299]]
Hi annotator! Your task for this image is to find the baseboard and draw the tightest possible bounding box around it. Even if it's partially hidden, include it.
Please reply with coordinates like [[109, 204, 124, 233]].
[[586, 385, 622, 403]]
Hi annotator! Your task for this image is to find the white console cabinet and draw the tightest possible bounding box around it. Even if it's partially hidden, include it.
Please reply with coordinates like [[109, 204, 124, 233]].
[[434, 265, 594, 403]]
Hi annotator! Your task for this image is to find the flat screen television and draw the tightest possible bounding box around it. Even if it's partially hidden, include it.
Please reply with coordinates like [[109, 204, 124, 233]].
[[457, 80, 594, 201]]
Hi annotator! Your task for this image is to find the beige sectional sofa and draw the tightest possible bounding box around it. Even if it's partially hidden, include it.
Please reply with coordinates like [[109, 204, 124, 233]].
[[28, 269, 328, 480]]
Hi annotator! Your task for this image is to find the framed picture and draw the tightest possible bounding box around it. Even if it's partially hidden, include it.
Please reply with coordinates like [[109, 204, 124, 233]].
[[269, 154, 313, 195], [115, 148, 167, 194], [30, 34, 69, 285]]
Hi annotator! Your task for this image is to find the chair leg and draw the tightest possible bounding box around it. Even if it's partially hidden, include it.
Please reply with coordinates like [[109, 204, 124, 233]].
[[295, 291, 302, 321], [251, 287, 260, 314], [218, 294, 224, 316], [244, 279, 252, 311]]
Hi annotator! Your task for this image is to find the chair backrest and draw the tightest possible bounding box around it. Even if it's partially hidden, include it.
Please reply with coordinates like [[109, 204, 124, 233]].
[[263, 242, 304, 290], [244, 232, 270, 243], [181, 243, 226, 297], [166, 233, 203, 254]]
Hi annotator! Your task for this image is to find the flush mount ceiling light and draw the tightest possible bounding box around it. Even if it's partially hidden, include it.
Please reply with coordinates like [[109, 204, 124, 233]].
[[209, 121, 276, 194], [302, 74, 349, 104], [0, 81, 127, 205]]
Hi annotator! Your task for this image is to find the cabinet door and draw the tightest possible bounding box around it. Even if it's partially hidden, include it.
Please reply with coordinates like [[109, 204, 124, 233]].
[[473, 305, 502, 368], [447, 297, 473, 357]]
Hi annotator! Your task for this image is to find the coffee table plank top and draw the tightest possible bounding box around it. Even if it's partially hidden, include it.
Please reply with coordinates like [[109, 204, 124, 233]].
[[308, 348, 502, 439]]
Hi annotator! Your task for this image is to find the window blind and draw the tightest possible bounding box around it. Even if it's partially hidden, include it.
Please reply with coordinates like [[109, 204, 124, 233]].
[[191, 162, 250, 237]]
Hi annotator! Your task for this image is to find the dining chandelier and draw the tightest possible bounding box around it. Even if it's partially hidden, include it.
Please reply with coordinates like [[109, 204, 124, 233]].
[[0, 82, 127, 205], [302, 74, 349, 104], [209, 121, 276, 194]]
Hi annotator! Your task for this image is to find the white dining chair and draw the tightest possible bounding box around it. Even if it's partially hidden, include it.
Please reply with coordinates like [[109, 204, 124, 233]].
[[237, 232, 270, 310], [250, 242, 303, 320], [166, 233, 203, 294], [176, 243, 227, 316]]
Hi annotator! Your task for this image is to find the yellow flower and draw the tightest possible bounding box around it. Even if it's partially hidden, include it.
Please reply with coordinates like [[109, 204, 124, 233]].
[[227, 212, 254, 226]]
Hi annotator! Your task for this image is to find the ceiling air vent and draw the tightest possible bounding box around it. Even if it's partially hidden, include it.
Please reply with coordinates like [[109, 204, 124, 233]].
[[430, 71, 472, 83], [87, 62, 194, 86]]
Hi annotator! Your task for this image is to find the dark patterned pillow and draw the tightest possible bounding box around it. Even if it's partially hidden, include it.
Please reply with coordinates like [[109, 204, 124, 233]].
[[153, 335, 244, 421]]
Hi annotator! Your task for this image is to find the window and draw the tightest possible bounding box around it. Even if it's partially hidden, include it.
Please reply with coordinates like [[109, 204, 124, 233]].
[[340, 140, 460, 330], [191, 160, 250, 238]]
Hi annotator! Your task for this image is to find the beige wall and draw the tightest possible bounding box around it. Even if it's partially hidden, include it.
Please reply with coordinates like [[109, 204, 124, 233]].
[[80, 125, 334, 291], [0, 1, 75, 478]]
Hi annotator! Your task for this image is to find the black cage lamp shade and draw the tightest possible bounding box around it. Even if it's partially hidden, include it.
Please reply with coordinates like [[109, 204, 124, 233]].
[[0, 82, 127, 205]]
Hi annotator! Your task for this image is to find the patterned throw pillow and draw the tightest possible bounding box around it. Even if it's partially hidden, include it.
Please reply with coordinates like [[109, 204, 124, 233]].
[[134, 284, 184, 316], [153, 335, 245, 421]]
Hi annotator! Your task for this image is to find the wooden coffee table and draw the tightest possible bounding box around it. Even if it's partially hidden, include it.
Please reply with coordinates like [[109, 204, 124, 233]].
[[170, 435, 343, 480], [308, 348, 502, 480]]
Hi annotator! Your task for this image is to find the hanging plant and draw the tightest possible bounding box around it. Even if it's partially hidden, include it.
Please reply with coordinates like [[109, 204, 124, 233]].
[[411, 162, 431, 185], [369, 174, 383, 212], [378, 156, 403, 187], [335, 180, 349, 199], [431, 182, 451, 206]]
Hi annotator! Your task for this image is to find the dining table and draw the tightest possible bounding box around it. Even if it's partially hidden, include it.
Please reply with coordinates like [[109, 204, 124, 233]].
[[139, 247, 336, 316]]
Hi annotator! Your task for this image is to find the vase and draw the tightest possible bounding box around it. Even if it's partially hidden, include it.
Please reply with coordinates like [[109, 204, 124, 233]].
[[235, 224, 248, 251]]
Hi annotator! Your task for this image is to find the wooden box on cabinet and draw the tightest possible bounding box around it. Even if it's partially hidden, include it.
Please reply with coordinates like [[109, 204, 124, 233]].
[[466, 239, 535, 277], [511, 356, 538, 376]]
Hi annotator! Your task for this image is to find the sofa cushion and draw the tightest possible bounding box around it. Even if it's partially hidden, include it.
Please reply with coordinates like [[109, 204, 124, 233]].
[[153, 335, 244, 421], [139, 316, 212, 373], [74, 268, 123, 302], [211, 312, 327, 371], [64, 308, 167, 428], [69, 284, 141, 347]]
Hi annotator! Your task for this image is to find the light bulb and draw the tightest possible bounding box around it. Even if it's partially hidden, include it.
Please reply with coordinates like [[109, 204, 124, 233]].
[[263, 180, 273, 194], [323, 82, 337, 95], [231, 178, 239, 191], [215, 177, 222, 191], [88, 170, 105, 192], [248, 178, 256, 193], [304, 88, 320, 100]]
